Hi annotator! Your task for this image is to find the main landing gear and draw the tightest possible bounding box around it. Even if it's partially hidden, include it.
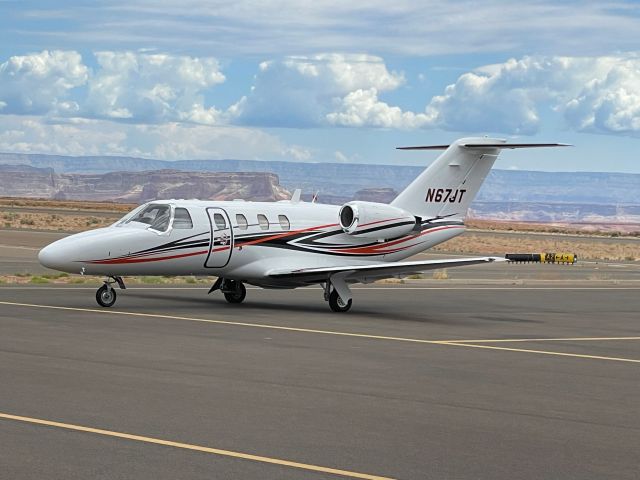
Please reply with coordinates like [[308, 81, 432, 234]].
[[208, 276, 353, 312], [328, 289, 352, 312], [96, 276, 126, 307], [323, 274, 353, 313], [209, 278, 246, 304]]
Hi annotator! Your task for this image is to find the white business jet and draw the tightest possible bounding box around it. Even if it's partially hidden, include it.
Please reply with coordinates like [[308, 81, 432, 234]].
[[38, 138, 567, 312]]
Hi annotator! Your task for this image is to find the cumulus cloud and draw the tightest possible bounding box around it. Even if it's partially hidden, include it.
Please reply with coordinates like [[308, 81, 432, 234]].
[[3, 48, 640, 163], [564, 59, 640, 134], [85, 51, 226, 124], [424, 55, 640, 136], [327, 88, 431, 129], [0, 50, 88, 115], [0, 50, 226, 125], [230, 53, 404, 127]]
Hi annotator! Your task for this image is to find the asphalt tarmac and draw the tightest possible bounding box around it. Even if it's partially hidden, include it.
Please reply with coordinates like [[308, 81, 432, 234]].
[[1, 284, 639, 479]]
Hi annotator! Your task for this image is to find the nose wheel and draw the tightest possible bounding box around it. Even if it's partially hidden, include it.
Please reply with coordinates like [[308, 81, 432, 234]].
[[95, 276, 126, 307], [96, 284, 117, 307]]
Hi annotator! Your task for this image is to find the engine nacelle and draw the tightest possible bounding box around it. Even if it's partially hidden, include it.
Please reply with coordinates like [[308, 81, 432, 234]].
[[339, 201, 417, 239]]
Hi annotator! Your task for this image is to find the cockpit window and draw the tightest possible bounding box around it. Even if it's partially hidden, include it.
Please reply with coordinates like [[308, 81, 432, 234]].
[[173, 208, 193, 229], [126, 204, 171, 232]]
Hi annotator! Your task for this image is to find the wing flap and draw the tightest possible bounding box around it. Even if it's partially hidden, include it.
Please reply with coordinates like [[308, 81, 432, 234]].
[[267, 256, 505, 283]]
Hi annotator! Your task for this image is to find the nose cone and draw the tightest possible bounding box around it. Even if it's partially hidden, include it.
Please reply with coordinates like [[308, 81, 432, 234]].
[[38, 229, 108, 273], [38, 242, 69, 271]]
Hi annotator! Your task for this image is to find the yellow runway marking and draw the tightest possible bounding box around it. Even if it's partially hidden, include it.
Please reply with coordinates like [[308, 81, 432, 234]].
[[0, 413, 394, 480], [1, 301, 638, 364], [442, 343, 640, 364], [447, 337, 640, 343], [0, 300, 455, 345]]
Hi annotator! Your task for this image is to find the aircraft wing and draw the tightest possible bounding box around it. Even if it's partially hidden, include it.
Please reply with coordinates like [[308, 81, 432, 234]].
[[267, 256, 505, 283]]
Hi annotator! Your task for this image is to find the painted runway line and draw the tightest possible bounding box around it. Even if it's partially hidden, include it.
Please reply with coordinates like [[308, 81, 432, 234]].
[[1, 301, 638, 364], [0, 413, 393, 480], [443, 342, 640, 364], [450, 337, 640, 343]]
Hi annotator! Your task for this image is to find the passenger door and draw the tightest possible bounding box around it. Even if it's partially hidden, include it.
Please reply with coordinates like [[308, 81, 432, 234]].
[[205, 207, 233, 268]]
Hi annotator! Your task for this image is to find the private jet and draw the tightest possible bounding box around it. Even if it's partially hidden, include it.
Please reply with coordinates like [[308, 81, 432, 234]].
[[38, 137, 567, 312]]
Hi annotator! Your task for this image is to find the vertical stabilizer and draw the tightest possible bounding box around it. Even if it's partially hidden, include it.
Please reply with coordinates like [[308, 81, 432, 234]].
[[391, 137, 502, 220], [391, 138, 568, 220]]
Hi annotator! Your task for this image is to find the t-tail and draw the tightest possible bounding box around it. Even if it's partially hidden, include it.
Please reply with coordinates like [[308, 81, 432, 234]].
[[391, 137, 569, 221]]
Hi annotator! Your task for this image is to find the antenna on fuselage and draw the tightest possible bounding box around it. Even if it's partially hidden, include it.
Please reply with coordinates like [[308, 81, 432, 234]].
[[291, 188, 302, 203]]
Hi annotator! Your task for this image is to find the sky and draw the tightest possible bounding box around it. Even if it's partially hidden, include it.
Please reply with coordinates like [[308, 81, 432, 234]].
[[0, 1, 640, 172]]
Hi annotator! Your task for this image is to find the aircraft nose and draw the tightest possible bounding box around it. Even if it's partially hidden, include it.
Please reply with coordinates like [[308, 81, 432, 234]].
[[38, 243, 60, 270]]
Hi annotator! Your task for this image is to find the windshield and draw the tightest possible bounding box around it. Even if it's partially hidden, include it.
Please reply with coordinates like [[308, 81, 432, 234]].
[[125, 204, 172, 232]]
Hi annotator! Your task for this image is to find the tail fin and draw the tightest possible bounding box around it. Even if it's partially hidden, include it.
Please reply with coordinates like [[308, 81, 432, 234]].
[[391, 137, 569, 220]]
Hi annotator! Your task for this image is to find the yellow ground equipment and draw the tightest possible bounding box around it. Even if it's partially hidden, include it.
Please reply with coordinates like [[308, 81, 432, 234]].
[[505, 253, 577, 264]]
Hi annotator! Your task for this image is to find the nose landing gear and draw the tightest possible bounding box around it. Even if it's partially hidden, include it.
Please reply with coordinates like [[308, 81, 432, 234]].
[[96, 276, 126, 307]]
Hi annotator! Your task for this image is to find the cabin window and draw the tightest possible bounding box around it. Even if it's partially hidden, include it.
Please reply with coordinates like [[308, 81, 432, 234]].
[[127, 204, 171, 233], [257, 214, 269, 230], [278, 215, 290, 231], [236, 214, 248, 230], [213, 213, 227, 230], [173, 208, 193, 229]]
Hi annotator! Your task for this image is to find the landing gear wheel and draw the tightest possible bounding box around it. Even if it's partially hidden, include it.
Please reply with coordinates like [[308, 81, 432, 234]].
[[96, 284, 117, 307], [223, 281, 246, 304], [329, 289, 352, 313]]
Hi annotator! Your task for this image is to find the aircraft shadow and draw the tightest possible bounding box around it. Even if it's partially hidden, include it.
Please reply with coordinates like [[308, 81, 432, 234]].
[[119, 290, 536, 325]]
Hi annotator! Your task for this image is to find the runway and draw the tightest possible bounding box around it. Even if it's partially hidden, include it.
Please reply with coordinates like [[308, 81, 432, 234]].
[[1, 285, 639, 479]]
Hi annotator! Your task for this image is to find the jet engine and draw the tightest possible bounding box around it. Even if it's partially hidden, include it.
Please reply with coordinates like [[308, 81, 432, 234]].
[[338, 201, 417, 239]]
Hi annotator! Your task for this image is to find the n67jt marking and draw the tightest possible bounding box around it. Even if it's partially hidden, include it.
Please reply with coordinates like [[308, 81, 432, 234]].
[[425, 188, 466, 203]]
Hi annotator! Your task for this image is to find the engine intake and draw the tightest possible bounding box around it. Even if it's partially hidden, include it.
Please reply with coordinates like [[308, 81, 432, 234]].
[[339, 201, 417, 239]]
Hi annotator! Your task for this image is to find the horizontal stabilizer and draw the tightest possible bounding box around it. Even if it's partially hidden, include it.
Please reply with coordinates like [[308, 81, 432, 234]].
[[397, 143, 571, 150], [396, 145, 451, 150]]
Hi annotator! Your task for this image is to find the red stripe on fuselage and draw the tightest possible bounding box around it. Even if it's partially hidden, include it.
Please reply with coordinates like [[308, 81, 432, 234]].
[[357, 217, 404, 228], [329, 225, 464, 255], [86, 249, 210, 264], [235, 222, 339, 248]]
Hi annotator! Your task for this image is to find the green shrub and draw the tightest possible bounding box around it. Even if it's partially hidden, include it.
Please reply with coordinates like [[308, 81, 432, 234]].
[[30, 276, 50, 284], [141, 276, 164, 284]]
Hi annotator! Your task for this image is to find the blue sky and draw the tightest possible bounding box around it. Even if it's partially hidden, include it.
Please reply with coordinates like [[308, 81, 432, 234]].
[[1, 0, 640, 172]]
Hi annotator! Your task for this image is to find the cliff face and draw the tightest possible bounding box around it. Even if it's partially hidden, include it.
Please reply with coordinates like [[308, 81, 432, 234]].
[[0, 166, 290, 203], [2, 152, 639, 205], [2, 153, 640, 224]]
